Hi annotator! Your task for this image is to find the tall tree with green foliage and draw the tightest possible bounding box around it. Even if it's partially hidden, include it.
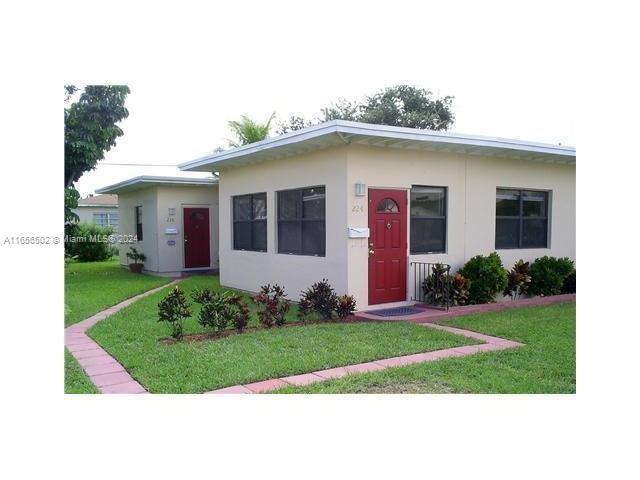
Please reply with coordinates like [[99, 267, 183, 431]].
[[64, 85, 130, 222], [277, 84, 454, 133], [358, 85, 454, 130], [227, 113, 275, 147]]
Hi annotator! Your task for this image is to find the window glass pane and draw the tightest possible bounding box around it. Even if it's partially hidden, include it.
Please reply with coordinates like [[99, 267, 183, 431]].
[[522, 190, 547, 217], [233, 221, 252, 250], [252, 220, 267, 251], [136, 207, 142, 223], [411, 187, 445, 217], [410, 218, 445, 253], [377, 198, 399, 213], [496, 189, 520, 216], [302, 220, 325, 255], [522, 219, 548, 248], [278, 190, 300, 220], [496, 218, 520, 249], [302, 187, 325, 219], [233, 196, 251, 221], [278, 220, 301, 254], [252, 193, 267, 220]]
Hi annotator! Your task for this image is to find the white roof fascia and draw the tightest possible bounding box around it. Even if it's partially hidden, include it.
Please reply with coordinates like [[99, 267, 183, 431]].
[[179, 120, 576, 172], [96, 176, 218, 194]]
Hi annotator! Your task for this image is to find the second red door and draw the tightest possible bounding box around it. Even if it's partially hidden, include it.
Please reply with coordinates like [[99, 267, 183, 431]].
[[183, 207, 211, 268]]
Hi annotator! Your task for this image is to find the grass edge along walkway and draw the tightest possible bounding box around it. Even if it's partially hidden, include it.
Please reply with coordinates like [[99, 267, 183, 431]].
[[206, 323, 524, 393], [64, 280, 181, 394]]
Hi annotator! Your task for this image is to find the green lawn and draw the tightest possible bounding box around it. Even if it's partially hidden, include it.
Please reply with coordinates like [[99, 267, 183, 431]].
[[88, 275, 478, 393], [276, 303, 576, 394], [64, 348, 98, 394], [65, 258, 171, 326]]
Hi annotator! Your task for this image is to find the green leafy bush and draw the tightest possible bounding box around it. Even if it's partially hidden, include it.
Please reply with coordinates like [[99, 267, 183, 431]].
[[529, 256, 575, 296], [65, 222, 114, 262], [336, 294, 357, 319], [197, 290, 234, 331], [157, 287, 192, 339], [254, 284, 291, 327], [459, 252, 508, 304], [504, 260, 532, 300], [299, 279, 339, 320], [191, 287, 214, 304], [126, 247, 146, 264], [192, 288, 252, 333], [562, 270, 576, 294]]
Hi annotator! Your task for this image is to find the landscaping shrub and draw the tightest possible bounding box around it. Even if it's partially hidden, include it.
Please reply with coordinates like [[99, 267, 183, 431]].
[[157, 287, 192, 339], [198, 290, 234, 331], [459, 252, 508, 304], [504, 260, 532, 300], [450, 273, 470, 306], [299, 279, 339, 320], [65, 222, 114, 262], [297, 298, 312, 320], [254, 284, 291, 327], [191, 287, 214, 304], [422, 263, 451, 307], [562, 270, 576, 294], [422, 266, 470, 307], [529, 256, 575, 296], [192, 288, 251, 333], [336, 294, 357, 319], [227, 293, 250, 332], [126, 246, 146, 264]]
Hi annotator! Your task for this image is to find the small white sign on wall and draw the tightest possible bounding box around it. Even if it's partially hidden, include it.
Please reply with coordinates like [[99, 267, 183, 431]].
[[348, 227, 369, 238], [165, 228, 178, 235]]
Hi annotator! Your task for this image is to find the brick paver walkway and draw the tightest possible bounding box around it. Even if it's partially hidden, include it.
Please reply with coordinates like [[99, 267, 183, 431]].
[[67, 284, 572, 394], [205, 322, 525, 394], [65, 280, 181, 394], [354, 293, 576, 323]]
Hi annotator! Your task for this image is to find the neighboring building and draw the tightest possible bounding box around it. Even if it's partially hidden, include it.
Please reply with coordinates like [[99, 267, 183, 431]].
[[98, 120, 576, 310], [96, 176, 219, 277], [75, 194, 119, 230]]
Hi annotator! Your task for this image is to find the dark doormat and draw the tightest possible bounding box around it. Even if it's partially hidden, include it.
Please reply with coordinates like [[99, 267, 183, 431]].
[[365, 306, 424, 317]]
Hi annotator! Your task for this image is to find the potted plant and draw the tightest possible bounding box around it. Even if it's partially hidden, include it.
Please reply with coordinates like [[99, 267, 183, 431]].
[[126, 247, 146, 273]]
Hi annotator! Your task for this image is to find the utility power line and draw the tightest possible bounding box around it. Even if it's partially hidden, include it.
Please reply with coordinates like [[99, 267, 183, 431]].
[[100, 163, 178, 167]]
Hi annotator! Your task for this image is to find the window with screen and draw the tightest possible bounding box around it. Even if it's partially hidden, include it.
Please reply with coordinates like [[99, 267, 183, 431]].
[[93, 212, 119, 229], [410, 186, 447, 254], [277, 186, 325, 256], [233, 193, 267, 252], [496, 189, 549, 249]]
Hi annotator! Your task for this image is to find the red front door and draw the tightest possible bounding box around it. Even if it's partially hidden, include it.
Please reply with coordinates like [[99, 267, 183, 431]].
[[368, 189, 407, 305], [183, 207, 211, 268]]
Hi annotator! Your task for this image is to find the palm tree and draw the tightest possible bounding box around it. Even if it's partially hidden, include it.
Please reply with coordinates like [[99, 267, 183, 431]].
[[228, 113, 275, 147]]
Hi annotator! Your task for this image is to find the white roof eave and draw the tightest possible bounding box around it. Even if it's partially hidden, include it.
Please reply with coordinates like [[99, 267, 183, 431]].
[[96, 176, 218, 194], [179, 120, 576, 172]]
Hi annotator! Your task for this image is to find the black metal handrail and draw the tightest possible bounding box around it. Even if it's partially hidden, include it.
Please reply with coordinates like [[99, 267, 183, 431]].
[[410, 262, 451, 311]]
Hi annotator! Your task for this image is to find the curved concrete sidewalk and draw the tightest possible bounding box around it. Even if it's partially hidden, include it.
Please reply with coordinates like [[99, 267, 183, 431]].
[[206, 323, 525, 394], [65, 280, 181, 394]]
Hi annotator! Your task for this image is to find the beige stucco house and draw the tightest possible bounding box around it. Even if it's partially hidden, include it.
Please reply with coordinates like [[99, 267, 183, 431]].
[[97, 176, 219, 277], [75, 194, 119, 230], [97, 120, 575, 310]]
